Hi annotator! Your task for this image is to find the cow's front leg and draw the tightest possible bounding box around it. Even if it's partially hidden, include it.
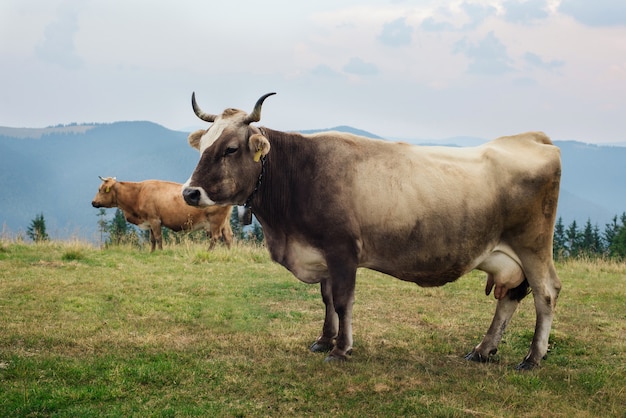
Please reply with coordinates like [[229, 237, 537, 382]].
[[152, 221, 164, 250], [207, 230, 217, 250], [310, 278, 338, 353], [149, 228, 157, 252], [325, 259, 357, 361]]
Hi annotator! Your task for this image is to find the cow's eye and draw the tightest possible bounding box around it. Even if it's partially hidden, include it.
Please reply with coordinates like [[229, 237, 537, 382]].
[[224, 146, 238, 156]]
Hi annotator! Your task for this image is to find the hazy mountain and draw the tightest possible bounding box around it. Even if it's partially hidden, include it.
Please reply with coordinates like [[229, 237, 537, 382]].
[[0, 122, 196, 240], [0, 122, 624, 240]]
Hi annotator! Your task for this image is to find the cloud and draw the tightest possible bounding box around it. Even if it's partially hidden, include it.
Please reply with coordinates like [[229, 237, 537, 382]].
[[378, 17, 413, 46], [420, 3, 496, 32], [35, 6, 83, 69], [454, 32, 514, 75], [460, 2, 498, 30], [343, 57, 379, 76], [311, 64, 342, 78], [502, 0, 550, 25], [512, 77, 538, 87], [524, 52, 565, 72], [559, 0, 626, 27], [420, 17, 456, 32]]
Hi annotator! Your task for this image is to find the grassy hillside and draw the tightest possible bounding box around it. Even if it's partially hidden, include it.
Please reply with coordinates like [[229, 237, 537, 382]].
[[1, 240, 624, 417]]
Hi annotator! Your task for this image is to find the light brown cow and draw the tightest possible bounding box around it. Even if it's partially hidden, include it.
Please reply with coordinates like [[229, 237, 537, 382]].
[[182, 93, 562, 370], [92, 176, 233, 252]]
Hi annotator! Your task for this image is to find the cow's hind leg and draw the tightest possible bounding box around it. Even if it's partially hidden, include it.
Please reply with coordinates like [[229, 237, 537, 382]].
[[516, 259, 561, 370], [222, 224, 233, 249]]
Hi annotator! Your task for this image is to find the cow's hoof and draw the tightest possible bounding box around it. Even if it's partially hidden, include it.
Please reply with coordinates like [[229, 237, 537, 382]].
[[310, 341, 334, 353], [464, 350, 489, 363], [515, 360, 539, 371], [324, 353, 348, 363], [465, 347, 498, 363], [323, 347, 352, 362]]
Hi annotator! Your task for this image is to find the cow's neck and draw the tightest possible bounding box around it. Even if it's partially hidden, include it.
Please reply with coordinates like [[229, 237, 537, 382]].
[[250, 128, 309, 229], [113, 181, 140, 214], [242, 154, 267, 225]]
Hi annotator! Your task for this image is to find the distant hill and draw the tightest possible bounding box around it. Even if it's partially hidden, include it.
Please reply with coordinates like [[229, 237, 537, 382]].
[[0, 122, 195, 240], [0, 122, 624, 240], [0, 124, 97, 138]]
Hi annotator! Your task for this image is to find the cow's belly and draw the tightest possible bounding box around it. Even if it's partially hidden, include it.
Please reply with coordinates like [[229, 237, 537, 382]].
[[166, 220, 210, 232], [359, 234, 495, 287], [137, 221, 151, 230], [266, 226, 507, 288], [361, 257, 473, 286]]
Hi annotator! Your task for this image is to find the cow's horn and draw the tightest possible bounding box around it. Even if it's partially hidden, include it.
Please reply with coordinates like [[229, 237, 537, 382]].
[[99, 176, 106, 181], [191, 92, 217, 122], [244, 92, 276, 124]]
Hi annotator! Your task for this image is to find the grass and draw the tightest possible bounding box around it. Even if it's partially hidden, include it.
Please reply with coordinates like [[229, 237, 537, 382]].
[[0, 240, 624, 417]]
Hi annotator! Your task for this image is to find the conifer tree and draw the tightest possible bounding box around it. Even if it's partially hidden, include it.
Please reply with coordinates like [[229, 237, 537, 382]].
[[27, 213, 49, 242], [565, 219, 580, 257], [553, 217, 566, 258], [592, 223, 603, 255], [251, 221, 264, 244], [108, 208, 131, 245], [97, 208, 108, 245], [230, 207, 244, 240], [581, 219, 600, 255], [607, 212, 626, 259], [604, 215, 620, 254]]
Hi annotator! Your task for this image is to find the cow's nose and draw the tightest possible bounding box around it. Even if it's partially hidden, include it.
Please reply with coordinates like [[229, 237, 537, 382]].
[[91, 201, 99, 208], [183, 187, 201, 206]]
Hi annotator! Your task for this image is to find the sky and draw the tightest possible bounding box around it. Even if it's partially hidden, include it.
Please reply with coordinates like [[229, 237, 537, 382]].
[[1, 0, 626, 144]]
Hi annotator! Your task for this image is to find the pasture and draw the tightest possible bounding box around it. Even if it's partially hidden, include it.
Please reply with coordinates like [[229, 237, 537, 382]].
[[0, 240, 624, 417]]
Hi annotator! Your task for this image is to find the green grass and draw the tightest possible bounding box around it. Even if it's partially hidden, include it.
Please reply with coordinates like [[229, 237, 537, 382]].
[[0, 240, 624, 417]]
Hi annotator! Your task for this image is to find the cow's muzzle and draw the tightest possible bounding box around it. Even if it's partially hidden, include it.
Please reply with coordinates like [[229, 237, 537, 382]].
[[182, 187, 202, 206]]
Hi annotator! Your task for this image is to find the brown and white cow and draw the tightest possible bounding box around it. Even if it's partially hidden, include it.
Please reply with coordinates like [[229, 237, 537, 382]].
[[92, 177, 233, 252], [182, 93, 562, 370]]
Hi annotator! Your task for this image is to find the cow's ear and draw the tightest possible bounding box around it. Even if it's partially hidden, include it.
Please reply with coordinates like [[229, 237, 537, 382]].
[[188, 130, 204, 150], [249, 134, 271, 162]]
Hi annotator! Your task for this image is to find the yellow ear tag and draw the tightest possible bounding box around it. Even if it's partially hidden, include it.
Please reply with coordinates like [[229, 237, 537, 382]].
[[105, 187, 110, 193], [253, 149, 263, 162]]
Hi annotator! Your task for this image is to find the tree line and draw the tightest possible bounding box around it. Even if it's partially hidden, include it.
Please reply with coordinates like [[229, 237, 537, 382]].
[[553, 213, 626, 259], [24, 210, 626, 260]]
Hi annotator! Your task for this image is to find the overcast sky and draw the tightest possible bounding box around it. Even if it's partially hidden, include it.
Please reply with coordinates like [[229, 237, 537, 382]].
[[1, 0, 626, 143]]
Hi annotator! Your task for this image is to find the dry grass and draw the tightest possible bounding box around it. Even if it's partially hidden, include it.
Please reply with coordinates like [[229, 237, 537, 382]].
[[0, 240, 624, 417]]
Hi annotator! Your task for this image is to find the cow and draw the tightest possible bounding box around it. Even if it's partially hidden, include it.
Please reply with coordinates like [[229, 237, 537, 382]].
[[92, 177, 233, 252], [181, 93, 562, 370]]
